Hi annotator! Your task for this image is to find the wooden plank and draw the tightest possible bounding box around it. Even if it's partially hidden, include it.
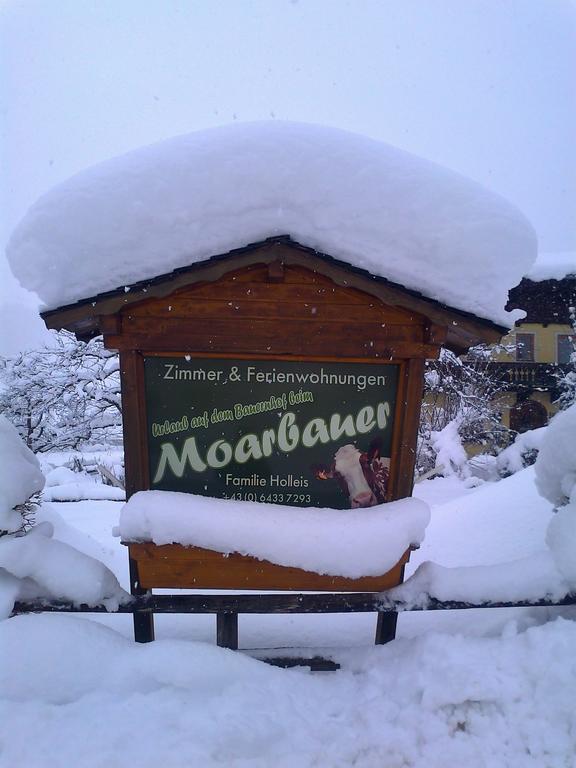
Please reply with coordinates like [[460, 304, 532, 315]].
[[390, 358, 426, 500], [135, 350, 407, 364], [153, 281, 380, 305], [99, 314, 122, 334], [128, 542, 409, 592], [96, 463, 125, 490], [229, 263, 325, 284], [105, 333, 438, 358], [383, 360, 406, 504], [261, 657, 341, 671], [119, 351, 150, 498], [13, 591, 576, 616], [125, 299, 418, 324], [267, 260, 284, 283], [121, 316, 423, 342], [425, 322, 448, 345]]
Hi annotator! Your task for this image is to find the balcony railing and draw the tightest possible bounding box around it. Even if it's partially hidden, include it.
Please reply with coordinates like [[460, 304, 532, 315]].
[[485, 362, 571, 391]]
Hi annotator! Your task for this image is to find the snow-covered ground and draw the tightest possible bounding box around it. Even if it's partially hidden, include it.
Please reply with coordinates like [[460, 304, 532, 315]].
[[2, 467, 575, 767]]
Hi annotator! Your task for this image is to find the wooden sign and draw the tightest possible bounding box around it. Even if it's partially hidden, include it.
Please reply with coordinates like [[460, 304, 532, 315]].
[[41, 237, 505, 646], [144, 356, 399, 509]]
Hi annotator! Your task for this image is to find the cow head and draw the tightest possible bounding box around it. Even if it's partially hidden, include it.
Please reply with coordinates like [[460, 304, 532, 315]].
[[313, 440, 390, 508]]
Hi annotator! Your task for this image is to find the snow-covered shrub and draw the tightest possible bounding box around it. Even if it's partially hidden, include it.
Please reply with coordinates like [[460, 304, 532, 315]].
[[0, 416, 128, 616], [417, 345, 511, 477], [44, 466, 78, 487], [496, 426, 546, 477], [429, 419, 469, 478], [466, 453, 500, 482], [0, 522, 127, 615], [0, 416, 44, 536], [0, 331, 122, 452], [535, 405, 576, 588]]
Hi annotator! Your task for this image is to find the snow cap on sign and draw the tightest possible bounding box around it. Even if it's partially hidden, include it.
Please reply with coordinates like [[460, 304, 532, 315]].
[[7, 121, 537, 325]]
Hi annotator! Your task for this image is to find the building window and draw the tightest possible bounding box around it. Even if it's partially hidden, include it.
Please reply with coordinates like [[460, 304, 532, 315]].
[[557, 334, 574, 364], [515, 333, 535, 362]]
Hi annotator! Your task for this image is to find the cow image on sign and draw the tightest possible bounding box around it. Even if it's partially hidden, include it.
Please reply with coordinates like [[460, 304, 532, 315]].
[[16, 123, 534, 649], [315, 443, 390, 508]]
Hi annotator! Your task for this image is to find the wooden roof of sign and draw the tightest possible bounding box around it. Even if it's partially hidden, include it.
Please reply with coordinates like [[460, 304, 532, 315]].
[[41, 236, 507, 354]]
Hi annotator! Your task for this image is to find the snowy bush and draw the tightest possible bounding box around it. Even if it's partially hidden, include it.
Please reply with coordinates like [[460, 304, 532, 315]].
[[0, 331, 122, 452], [0, 415, 128, 616], [496, 426, 546, 477], [535, 404, 576, 588], [417, 345, 511, 477], [429, 419, 469, 478], [0, 415, 45, 536], [0, 522, 128, 616]]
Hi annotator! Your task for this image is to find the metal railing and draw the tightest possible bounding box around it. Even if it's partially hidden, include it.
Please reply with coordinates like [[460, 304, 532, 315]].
[[485, 362, 569, 390]]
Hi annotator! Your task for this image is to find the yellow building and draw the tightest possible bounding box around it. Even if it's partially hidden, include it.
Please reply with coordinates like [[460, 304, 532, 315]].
[[490, 274, 575, 432]]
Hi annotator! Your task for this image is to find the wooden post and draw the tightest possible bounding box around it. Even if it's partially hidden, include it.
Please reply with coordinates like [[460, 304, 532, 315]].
[[376, 358, 425, 644], [375, 610, 398, 645], [129, 556, 155, 643], [118, 350, 149, 498], [121, 350, 154, 642], [216, 613, 239, 649]]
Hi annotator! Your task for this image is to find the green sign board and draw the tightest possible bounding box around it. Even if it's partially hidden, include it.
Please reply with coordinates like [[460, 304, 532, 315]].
[[144, 357, 399, 509]]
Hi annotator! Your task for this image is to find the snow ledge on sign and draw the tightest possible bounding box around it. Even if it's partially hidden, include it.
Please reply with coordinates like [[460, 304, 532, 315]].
[[117, 490, 431, 579], [7, 121, 536, 326]]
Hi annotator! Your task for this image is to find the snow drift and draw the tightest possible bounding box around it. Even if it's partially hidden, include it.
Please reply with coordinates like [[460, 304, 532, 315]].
[[0, 522, 128, 618], [0, 417, 128, 616], [3, 614, 575, 767], [7, 121, 536, 325], [536, 405, 576, 588], [391, 552, 570, 607], [0, 415, 45, 534], [535, 406, 576, 508]]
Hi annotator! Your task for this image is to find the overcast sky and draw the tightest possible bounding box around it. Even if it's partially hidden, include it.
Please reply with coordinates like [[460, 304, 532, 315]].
[[1, 0, 575, 353]]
